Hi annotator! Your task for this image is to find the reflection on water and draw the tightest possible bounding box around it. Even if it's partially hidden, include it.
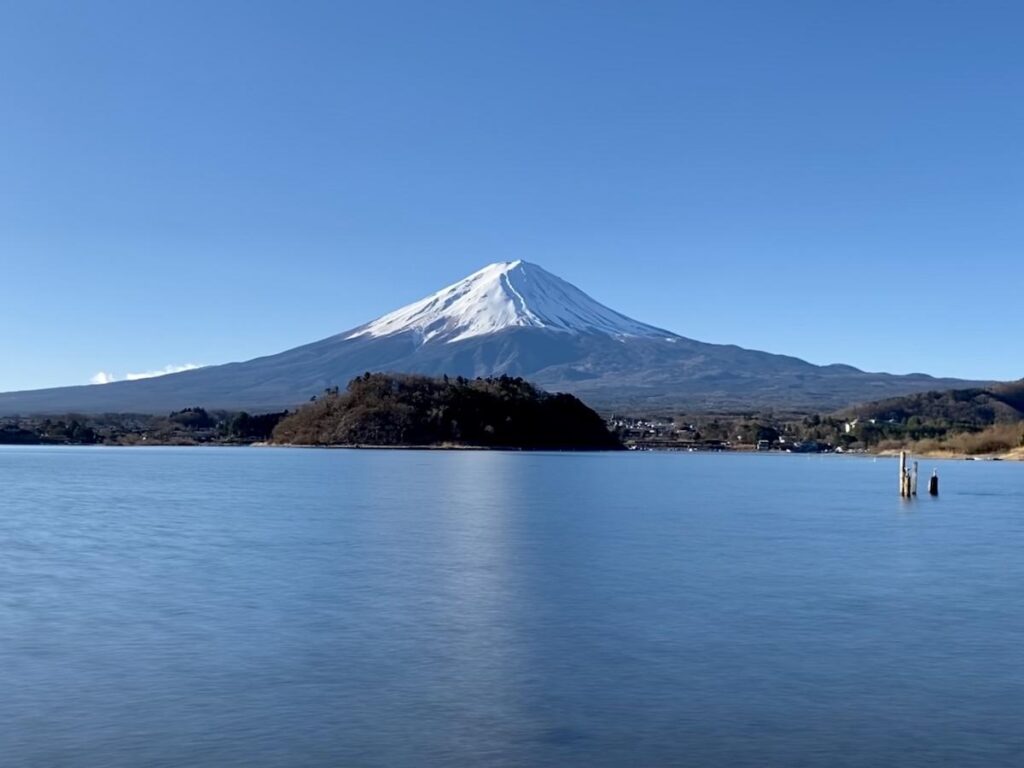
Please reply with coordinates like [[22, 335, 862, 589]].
[[1, 447, 1023, 767]]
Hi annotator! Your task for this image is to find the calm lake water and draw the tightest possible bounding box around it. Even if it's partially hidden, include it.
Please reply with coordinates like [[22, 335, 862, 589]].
[[2, 447, 1023, 767]]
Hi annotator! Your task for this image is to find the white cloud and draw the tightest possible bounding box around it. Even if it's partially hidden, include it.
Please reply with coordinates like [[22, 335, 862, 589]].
[[88, 363, 202, 385], [125, 363, 202, 381]]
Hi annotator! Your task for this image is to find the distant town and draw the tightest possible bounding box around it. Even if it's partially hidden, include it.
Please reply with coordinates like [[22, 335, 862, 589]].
[[609, 415, 858, 454]]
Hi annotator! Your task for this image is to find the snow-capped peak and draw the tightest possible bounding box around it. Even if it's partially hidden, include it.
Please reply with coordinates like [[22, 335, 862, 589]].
[[346, 260, 673, 344]]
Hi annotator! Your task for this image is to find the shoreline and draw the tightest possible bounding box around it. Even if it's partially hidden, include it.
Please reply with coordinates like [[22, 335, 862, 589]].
[[875, 447, 1024, 462], [262, 442, 622, 452], [0, 441, 621, 452], [6, 441, 1023, 461]]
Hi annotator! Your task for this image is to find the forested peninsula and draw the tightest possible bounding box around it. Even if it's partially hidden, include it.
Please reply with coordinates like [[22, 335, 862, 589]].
[[271, 373, 622, 450]]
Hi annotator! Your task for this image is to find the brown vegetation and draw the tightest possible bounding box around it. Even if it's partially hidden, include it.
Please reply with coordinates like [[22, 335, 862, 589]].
[[878, 422, 1024, 457]]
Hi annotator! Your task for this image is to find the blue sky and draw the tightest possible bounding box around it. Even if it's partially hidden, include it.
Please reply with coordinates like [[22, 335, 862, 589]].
[[1, 0, 1021, 392]]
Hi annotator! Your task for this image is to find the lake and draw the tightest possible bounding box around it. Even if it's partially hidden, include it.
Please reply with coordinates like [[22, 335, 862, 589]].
[[2, 446, 1023, 767]]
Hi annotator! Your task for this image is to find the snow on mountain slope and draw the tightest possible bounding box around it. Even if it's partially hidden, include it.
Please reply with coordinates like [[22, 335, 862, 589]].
[[346, 260, 673, 344]]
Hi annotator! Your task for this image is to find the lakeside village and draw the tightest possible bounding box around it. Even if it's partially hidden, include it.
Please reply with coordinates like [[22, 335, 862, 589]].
[[608, 414, 877, 454]]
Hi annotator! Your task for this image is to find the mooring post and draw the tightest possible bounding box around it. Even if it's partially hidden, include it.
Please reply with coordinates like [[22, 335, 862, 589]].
[[929, 470, 939, 496], [912, 461, 919, 496], [899, 451, 907, 497]]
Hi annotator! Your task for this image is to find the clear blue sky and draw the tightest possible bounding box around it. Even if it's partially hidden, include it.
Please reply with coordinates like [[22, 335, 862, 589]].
[[1, 0, 1021, 392]]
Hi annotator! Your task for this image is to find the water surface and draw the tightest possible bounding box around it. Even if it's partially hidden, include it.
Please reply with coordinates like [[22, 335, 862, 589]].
[[2, 447, 1023, 766]]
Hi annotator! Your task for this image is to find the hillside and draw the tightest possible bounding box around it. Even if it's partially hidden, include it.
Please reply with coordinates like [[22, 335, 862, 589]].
[[842, 380, 1024, 430], [989, 380, 1024, 412], [272, 373, 622, 450], [831, 380, 1024, 455]]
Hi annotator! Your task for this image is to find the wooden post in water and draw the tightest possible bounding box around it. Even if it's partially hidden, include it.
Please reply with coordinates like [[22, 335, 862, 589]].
[[912, 461, 919, 496], [929, 470, 939, 496], [899, 451, 906, 496]]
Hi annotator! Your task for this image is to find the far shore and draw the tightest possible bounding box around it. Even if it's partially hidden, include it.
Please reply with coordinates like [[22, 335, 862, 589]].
[[6, 440, 1023, 461], [260, 441, 621, 451]]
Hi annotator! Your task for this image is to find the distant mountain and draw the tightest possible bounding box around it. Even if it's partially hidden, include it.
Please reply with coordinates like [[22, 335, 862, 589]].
[[347, 260, 668, 342], [0, 261, 988, 415]]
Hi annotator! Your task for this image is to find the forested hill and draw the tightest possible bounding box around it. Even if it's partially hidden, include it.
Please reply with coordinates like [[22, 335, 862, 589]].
[[272, 373, 622, 450], [841, 380, 1024, 429], [990, 380, 1024, 412]]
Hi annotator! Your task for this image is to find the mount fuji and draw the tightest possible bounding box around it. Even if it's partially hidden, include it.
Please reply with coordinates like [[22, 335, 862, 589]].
[[0, 261, 980, 415]]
